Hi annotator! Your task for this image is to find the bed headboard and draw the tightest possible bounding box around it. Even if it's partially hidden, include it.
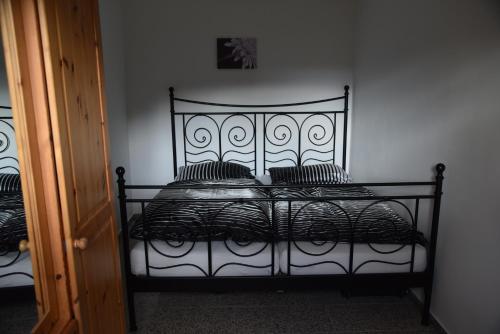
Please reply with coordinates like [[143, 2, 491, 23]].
[[169, 86, 349, 177], [0, 107, 19, 174]]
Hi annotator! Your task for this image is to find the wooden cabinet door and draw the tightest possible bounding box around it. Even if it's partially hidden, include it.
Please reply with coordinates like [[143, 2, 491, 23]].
[[36, 0, 125, 332]]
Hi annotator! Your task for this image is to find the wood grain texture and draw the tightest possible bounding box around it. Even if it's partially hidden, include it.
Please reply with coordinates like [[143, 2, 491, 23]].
[[0, 0, 74, 332], [37, 0, 126, 332]]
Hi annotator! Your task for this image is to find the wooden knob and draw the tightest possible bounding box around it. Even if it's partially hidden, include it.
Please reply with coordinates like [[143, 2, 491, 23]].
[[73, 238, 88, 250], [19, 239, 30, 252]]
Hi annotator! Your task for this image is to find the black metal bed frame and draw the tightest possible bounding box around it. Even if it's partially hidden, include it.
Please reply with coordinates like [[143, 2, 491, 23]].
[[0, 108, 34, 297], [116, 86, 445, 331]]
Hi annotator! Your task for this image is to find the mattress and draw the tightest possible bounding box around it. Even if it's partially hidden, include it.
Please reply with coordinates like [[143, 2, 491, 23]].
[[130, 239, 426, 277], [0, 251, 33, 288], [131, 239, 280, 277], [279, 241, 427, 275]]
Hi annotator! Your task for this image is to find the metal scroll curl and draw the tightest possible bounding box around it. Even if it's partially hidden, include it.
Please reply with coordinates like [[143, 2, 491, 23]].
[[183, 113, 257, 171], [265, 114, 299, 147], [352, 199, 416, 274], [0, 116, 28, 281], [301, 114, 335, 147], [220, 114, 255, 149], [264, 113, 337, 170], [264, 114, 300, 168], [208, 200, 273, 276], [291, 200, 349, 256], [209, 201, 272, 257], [184, 114, 218, 150], [285, 200, 350, 274], [0, 118, 19, 173], [299, 113, 335, 165], [144, 206, 208, 276]]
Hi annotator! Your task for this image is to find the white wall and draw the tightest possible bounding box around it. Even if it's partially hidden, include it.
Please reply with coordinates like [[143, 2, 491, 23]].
[[99, 0, 130, 204], [0, 43, 10, 107], [353, 1, 500, 333], [0, 43, 18, 174], [113, 1, 500, 332], [123, 0, 356, 185]]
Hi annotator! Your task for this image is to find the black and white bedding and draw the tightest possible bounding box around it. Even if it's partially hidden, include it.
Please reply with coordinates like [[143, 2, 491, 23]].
[[130, 178, 272, 242], [130, 183, 423, 246], [0, 190, 32, 289], [271, 185, 425, 244], [130, 161, 424, 264], [0, 192, 27, 253]]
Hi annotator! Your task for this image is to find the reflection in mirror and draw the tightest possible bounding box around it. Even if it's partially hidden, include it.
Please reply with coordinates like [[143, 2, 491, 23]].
[[0, 43, 37, 333]]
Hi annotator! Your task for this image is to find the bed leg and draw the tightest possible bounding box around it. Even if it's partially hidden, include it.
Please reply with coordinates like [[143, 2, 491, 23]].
[[127, 290, 137, 331], [422, 285, 432, 326]]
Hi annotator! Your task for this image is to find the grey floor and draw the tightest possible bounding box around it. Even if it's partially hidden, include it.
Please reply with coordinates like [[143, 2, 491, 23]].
[[0, 296, 37, 333], [0, 290, 445, 333], [133, 291, 445, 334]]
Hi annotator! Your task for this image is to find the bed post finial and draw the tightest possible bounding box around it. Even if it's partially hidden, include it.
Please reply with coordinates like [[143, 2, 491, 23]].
[[169, 86, 175, 112], [343, 85, 350, 111], [116, 166, 125, 179], [436, 163, 445, 176]]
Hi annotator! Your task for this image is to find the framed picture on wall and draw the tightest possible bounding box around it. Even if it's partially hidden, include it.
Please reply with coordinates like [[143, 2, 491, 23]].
[[217, 38, 257, 69]]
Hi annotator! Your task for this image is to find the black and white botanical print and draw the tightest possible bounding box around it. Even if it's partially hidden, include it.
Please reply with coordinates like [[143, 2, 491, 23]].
[[217, 38, 257, 69]]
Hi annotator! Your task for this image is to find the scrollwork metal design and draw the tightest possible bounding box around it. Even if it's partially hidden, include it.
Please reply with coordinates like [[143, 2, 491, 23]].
[[301, 114, 335, 147], [290, 200, 349, 257], [0, 116, 28, 284], [352, 199, 416, 273], [209, 200, 272, 259], [182, 113, 257, 171], [184, 114, 218, 150], [0, 118, 19, 173], [264, 113, 337, 170]]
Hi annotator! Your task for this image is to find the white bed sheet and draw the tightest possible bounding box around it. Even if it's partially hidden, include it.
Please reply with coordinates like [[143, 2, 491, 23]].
[[278, 241, 427, 275], [131, 239, 426, 277], [131, 239, 280, 277], [0, 251, 34, 288]]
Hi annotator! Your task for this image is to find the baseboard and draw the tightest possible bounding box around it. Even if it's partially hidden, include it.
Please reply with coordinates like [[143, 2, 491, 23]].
[[408, 290, 448, 333]]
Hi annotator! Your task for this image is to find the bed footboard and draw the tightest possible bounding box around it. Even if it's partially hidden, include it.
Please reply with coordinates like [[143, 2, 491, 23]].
[[116, 163, 445, 330]]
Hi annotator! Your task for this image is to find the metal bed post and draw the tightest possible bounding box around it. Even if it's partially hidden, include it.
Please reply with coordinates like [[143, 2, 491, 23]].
[[116, 167, 137, 331], [287, 200, 292, 275], [342, 85, 349, 171], [346, 198, 354, 298], [410, 199, 420, 274], [169, 87, 178, 178], [422, 163, 445, 325]]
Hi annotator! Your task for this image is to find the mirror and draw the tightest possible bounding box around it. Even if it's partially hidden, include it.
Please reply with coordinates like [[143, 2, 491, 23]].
[[0, 42, 37, 333]]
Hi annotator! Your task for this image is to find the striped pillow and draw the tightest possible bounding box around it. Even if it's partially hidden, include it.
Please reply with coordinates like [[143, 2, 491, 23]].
[[0, 173, 21, 192], [176, 161, 254, 181], [269, 163, 351, 185]]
